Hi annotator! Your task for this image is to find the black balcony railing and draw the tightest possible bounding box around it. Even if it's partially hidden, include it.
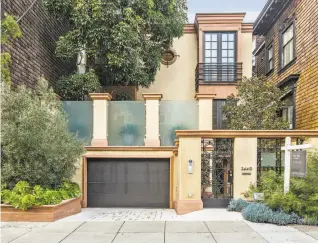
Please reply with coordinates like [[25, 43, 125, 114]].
[[195, 63, 243, 92]]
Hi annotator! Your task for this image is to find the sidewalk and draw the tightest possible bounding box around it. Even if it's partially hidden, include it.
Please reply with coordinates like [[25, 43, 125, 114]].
[[1, 209, 318, 243]]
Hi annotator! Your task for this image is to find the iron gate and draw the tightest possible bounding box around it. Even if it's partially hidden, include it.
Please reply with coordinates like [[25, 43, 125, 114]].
[[201, 138, 234, 207]]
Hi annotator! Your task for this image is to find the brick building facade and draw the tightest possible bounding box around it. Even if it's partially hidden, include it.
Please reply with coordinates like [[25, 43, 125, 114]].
[[253, 0, 318, 130], [2, 0, 74, 89]]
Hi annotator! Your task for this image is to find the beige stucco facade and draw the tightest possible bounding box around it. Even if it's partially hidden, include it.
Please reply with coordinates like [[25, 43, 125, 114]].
[[233, 138, 258, 198], [136, 33, 197, 101], [196, 94, 214, 130], [136, 14, 253, 101], [241, 32, 253, 78]]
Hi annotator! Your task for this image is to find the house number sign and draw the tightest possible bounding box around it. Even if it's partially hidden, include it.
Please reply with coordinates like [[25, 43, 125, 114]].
[[241, 167, 252, 171], [241, 167, 252, 175]]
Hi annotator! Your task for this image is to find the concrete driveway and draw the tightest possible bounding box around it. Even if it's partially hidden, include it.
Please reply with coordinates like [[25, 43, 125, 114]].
[[1, 209, 318, 243]]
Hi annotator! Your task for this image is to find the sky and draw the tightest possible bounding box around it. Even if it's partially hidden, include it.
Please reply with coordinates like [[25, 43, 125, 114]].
[[187, 0, 268, 23]]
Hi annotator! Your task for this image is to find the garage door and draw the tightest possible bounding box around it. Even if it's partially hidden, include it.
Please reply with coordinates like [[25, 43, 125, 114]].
[[87, 158, 170, 208]]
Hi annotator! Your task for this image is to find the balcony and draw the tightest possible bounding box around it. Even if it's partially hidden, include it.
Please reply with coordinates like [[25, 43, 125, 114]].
[[195, 63, 243, 92]]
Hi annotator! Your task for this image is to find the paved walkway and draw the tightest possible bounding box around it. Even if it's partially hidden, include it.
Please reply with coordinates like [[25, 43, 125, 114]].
[[1, 209, 318, 243], [57, 208, 244, 221]]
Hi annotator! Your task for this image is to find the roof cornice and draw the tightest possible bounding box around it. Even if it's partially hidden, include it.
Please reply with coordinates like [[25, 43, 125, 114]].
[[242, 23, 253, 33], [184, 24, 195, 34], [195, 13, 246, 26]]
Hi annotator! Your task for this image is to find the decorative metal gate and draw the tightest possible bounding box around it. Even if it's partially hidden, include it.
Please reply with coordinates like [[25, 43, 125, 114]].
[[257, 138, 283, 182], [201, 138, 234, 207]]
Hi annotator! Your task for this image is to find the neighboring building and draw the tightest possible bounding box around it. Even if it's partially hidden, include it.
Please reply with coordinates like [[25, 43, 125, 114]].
[[136, 13, 253, 130], [253, 0, 318, 130], [1, 0, 74, 89]]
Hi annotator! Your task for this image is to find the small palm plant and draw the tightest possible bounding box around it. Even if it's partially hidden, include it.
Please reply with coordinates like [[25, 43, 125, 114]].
[[119, 123, 139, 146]]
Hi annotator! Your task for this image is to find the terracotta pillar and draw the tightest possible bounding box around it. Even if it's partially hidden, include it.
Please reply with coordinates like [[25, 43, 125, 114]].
[[143, 93, 162, 147], [89, 93, 112, 146], [175, 136, 203, 214], [195, 94, 216, 130]]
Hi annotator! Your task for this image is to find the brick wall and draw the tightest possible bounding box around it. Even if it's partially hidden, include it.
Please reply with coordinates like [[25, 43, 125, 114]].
[[255, 46, 266, 76], [2, 0, 75, 89], [255, 0, 318, 130]]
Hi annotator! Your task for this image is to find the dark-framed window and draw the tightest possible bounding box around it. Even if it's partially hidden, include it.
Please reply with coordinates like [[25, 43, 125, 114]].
[[266, 44, 273, 73], [281, 93, 295, 129], [277, 74, 299, 130], [279, 17, 296, 70], [203, 32, 237, 82], [213, 100, 229, 129]]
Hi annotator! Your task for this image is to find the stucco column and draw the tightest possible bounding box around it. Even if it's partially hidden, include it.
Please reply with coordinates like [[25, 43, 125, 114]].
[[233, 137, 258, 199], [89, 93, 112, 147], [142, 93, 162, 146], [175, 136, 203, 214], [195, 94, 216, 130]]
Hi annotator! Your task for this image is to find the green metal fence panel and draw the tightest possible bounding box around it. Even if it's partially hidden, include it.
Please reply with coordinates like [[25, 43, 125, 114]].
[[159, 101, 198, 146], [62, 101, 93, 145], [108, 101, 145, 146]]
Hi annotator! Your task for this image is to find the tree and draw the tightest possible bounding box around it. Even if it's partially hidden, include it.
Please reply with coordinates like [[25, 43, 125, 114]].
[[43, 0, 188, 88], [1, 79, 84, 188], [222, 76, 289, 130], [56, 71, 102, 101], [1, 14, 22, 84]]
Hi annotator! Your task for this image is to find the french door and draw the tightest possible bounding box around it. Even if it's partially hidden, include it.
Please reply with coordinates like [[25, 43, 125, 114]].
[[203, 32, 236, 82]]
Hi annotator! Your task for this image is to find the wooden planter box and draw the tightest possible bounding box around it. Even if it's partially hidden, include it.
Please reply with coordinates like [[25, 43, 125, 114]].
[[1, 197, 81, 222]]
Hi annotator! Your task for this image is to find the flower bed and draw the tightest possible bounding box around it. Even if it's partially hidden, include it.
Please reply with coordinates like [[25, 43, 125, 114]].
[[1, 197, 81, 222]]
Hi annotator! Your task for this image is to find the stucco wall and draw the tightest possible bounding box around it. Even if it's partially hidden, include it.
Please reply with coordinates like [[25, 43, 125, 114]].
[[241, 32, 253, 78], [233, 138, 258, 198], [136, 34, 197, 101], [178, 137, 202, 201]]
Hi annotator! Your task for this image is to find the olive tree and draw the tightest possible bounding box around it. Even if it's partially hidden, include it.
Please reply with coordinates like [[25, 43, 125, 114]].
[[222, 76, 289, 130], [1, 79, 85, 188]]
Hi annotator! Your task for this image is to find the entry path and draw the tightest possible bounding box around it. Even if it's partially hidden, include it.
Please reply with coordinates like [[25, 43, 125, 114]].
[[1, 209, 318, 243]]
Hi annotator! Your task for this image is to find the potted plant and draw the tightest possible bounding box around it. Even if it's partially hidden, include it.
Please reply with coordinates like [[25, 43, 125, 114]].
[[120, 123, 139, 146]]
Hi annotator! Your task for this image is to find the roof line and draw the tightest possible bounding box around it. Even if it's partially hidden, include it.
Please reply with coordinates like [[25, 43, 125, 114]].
[[253, 0, 274, 30], [195, 12, 246, 15], [253, 41, 265, 55]]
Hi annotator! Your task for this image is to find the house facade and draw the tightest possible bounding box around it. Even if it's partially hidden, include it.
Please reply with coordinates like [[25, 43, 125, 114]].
[[253, 0, 318, 130], [62, 12, 318, 215], [1, 0, 74, 89]]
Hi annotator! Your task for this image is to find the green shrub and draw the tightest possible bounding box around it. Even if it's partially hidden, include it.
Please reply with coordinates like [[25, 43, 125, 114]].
[[266, 192, 302, 214], [248, 153, 318, 223], [0, 189, 12, 204], [114, 92, 132, 101], [42, 190, 62, 205], [242, 203, 301, 225], [59, 181, 80, 199], [0, 181, 81, 210], [227, 199, 250, 212], [1, 79, 84, 188], [56, 71, 102, 101]]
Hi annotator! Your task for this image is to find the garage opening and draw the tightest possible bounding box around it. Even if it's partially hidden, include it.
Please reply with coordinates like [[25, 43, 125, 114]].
[[87, 158, 170, 208]]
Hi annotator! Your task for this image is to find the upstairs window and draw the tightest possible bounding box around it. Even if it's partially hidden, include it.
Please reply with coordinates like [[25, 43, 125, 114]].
[[266, 44, 273, 73], [281, 24, 295, 68], [204, 32, 236, 82]]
